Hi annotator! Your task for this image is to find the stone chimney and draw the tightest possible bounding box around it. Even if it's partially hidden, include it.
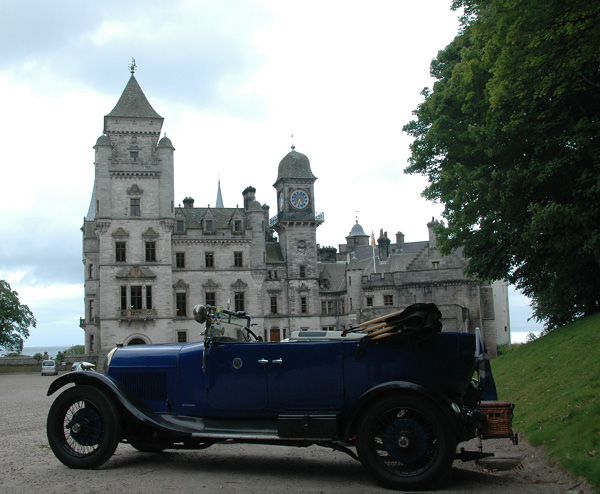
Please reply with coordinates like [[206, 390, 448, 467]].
[[378, 229, 391, 261], [427, 217, 439, 248], [318, 246, 338, 263], [396, 231, 405, 251], [183, 197, 194, 208]]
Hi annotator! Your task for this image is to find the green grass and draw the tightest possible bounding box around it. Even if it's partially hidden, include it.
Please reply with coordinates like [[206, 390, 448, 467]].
[[0, 365, 36, 373], [492, 313, 600, 489]]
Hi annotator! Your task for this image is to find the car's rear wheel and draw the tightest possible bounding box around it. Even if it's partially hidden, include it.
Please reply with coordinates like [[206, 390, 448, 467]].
[[47, 385, 121, 469], [356, 395, 456, 491]]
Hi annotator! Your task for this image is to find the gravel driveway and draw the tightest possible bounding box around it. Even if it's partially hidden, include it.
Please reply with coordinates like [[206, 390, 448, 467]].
[[0, 373, 592, 494]]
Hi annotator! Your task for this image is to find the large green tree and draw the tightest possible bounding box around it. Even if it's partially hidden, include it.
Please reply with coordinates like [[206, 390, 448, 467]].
[[0, 280, 36, 352], [404, 0, 600, 328]]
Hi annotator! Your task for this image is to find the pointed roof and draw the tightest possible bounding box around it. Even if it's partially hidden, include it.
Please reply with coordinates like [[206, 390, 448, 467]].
[[106, 75, 162, 119], [216, 178, 224, 208]]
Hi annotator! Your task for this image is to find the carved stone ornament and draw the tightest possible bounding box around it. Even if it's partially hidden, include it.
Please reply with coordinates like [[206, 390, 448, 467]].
[[231, 279, 248, 290], [95, 222, 111, 235], [160, 220, 175, 232], [112, 227, 130, 238], [127, 184, 144, 195], [203, 279, 219, 290], [142, 227, 159, 238], [173, 279, 190, 291], [128, 267, 144, 278]]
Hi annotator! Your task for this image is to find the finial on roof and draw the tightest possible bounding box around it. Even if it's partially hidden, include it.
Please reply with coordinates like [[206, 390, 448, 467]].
[[129, 58, 137, 75], [290, 133, 295, 150]]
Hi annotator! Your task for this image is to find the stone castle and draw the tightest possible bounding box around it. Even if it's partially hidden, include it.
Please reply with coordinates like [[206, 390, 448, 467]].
[[80, 73, 510, 362]]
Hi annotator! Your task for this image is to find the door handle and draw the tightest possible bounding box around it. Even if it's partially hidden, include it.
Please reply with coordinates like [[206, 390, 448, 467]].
[[258, 358, 268, 365], [272, 358, 283, 365]]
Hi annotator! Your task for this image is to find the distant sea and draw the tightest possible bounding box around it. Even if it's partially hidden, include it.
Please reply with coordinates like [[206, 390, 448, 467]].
[[1, 346, 75, 358]]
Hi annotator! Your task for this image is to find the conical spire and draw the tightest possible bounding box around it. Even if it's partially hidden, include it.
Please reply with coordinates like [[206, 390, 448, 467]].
[[106, 74, 162, 120], [215, 178, 224, 208]]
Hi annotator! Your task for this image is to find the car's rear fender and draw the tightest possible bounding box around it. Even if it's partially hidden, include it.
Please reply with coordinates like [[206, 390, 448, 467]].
[[342, 381, 461, 440], [46, 372, 192, 436]]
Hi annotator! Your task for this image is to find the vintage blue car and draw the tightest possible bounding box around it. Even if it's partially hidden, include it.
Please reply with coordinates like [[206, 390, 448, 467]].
[[46, 303, 512, 491]]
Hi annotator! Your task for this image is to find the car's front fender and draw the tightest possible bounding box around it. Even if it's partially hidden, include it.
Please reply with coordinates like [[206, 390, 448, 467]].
[[46, 372, 194, 436]]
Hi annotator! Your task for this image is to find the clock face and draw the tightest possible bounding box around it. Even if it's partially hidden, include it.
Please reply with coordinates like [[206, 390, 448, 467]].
[[278, 192, 284, 211], [290, 189, 309, 209]]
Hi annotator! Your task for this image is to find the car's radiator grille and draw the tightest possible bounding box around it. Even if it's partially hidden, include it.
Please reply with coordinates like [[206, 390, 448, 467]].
[[114, 371, 167, 401]]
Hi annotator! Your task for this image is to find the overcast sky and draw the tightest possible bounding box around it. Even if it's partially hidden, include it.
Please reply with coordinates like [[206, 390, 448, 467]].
[[0, 0, 542, 349]]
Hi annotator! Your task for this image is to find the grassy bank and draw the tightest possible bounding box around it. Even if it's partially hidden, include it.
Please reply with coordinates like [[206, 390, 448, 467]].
[[0, 365, 36, 374], [492, 313, 600, 489]]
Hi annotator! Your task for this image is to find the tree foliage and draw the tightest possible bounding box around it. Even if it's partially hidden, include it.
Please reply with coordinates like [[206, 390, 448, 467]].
[[62, 344, 85, 355], [0, 280, 36, 352], [404, 0, 600, 329]]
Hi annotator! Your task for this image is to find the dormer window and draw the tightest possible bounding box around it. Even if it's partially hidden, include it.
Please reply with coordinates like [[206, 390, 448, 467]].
[[205, 219, 213, 232]]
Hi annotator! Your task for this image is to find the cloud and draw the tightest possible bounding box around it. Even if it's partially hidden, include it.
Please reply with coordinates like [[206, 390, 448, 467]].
[[0, 0, 270, 118], [0, 0, 537, 347]]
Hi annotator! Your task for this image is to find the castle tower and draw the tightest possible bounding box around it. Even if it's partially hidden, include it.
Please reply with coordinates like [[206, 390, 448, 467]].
[[82, 66, 175, 357], [272, 146, 323, 331]]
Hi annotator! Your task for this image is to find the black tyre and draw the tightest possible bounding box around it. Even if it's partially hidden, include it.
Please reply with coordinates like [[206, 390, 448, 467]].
[[47, 385, 121, 469], [356, 395, 456, 491]]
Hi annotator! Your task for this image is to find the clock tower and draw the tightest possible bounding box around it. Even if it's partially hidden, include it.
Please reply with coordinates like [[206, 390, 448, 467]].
[[272, 146, 323, 331]]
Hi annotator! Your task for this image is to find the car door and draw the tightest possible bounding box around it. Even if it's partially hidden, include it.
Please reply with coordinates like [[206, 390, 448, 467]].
[[205, 342, 270, 411], [268, 341, 345, 411]]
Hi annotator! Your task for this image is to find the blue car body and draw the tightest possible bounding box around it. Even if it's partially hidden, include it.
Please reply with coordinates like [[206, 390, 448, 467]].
[[46, 304, 510, 491]]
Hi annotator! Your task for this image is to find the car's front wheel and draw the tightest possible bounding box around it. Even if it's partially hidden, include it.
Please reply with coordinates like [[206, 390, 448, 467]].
[[356, 394, 456, 491], [47, 385, 121, 469]]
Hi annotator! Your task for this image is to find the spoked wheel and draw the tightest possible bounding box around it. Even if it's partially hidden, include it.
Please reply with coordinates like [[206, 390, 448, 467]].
[[47, 385, 121, 469], [356, 395, 456, 491]]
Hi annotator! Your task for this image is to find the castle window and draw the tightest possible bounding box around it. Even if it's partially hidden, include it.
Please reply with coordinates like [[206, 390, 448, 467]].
[[234, 220, 242, 232], [130, 286, 142, 310], [206, 292, 216, 306], [176, 252, 185, 268], [205, 252, 214, 268], [432, 261, 440, 269], [234, 252, 243, 267], [299, 266, 306, 278], [301, 296, 307, 314], [177, 331, 187, 343], [88, 263, 94, 279], [234, 292, 245, 312], [176, 220, 184, 232], [384, 295, 394, 306], [176, 293, 187, 317], [146, 286, 153, 309], [205, 219, 213, 232], [120, 286, 127, 310], [321, 301, 335, 315], [130, 198, 141, 217], [270, 296, 278, 314], [115, 242, 126, 262], [130, 151, 139, 161], [145, 242, 156, 262], [366, 296, 373, 307]]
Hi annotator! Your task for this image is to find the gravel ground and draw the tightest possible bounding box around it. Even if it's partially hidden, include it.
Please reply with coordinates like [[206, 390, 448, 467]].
[[0, 373, 594, 494]]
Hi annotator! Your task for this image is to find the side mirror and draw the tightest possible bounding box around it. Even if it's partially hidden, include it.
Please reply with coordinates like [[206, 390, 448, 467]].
[[193, 304, 208, 324]]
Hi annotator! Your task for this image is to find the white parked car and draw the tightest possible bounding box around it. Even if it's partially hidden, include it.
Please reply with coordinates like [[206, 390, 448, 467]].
[[41, 360, 58, 376]]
